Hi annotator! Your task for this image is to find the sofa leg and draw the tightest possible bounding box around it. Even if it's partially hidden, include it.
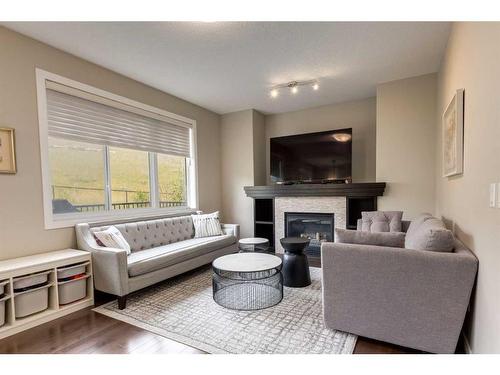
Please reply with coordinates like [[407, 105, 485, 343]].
[[118, 295, 127, 310]]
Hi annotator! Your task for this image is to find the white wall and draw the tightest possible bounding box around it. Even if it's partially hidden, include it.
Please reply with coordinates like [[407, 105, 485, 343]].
[[265, 97, 376, 184], [0, 27, 222, 260], [435, 23, 500, 353], [376, 74, 437, 219]]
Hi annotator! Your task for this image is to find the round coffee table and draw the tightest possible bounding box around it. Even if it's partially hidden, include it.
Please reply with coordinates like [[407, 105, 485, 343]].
[[212, 253, 283, 310], [238, 237, 270, 253], [280, 237, 311, 287]]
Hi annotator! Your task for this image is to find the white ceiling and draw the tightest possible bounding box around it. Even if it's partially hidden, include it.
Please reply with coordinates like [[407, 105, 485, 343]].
[[4, 22, 451, 114]]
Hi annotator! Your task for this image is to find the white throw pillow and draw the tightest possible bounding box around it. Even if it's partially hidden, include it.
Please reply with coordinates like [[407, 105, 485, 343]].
[[191, 211, 224, 238], [93, 226, 131, 255]]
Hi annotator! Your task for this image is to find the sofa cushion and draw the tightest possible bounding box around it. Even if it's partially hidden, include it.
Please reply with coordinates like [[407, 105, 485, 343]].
[[361, 211, 403, 232], [335, 228, 406, 248], [405, 215, 454, 252], [91, 216, 195, 253], [127, 234, 236, 277]]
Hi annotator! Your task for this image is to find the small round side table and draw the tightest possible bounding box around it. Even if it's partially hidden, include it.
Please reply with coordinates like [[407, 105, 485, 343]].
[[280, 237, 311, 287], [238, 237, 270, 253]]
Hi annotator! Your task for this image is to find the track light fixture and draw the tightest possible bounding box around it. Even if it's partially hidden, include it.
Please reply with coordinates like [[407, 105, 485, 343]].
[[269, 80, 319, 98]]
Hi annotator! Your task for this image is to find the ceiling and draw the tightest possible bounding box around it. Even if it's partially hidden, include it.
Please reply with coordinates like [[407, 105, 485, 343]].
[[4, 22, 451, 114]]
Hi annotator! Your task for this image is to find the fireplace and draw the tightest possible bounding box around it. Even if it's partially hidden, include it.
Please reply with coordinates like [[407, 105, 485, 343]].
[[284, 212, 334, 257]]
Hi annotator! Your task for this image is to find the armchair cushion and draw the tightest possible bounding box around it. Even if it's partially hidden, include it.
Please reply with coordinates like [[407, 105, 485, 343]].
[[361, 211, 403, 232], [405, 215, 454, 252], [335, 228, 405, 248]]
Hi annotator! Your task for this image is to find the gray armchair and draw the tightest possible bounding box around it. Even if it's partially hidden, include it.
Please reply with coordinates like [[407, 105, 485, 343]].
[[321, 217, 477, 353]]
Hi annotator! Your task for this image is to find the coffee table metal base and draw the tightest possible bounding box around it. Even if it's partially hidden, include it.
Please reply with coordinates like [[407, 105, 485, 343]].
[[213, 272, 283, 310]]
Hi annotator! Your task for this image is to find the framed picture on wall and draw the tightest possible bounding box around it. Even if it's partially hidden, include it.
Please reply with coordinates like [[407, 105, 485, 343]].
[[442, 89, 464, 177], [0, 127, 17, 174]]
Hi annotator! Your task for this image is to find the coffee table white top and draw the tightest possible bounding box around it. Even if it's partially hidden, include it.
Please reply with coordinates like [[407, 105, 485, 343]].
[[213, 253, 282, 273], [238, 237, 269, 245]]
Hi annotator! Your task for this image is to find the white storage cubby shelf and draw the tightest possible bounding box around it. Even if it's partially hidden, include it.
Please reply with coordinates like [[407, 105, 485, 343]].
[[0, 249, 94, 340]]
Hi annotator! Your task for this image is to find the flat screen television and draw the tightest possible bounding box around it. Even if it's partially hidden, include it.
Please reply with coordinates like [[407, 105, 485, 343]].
[[270, 128, 352, 184]]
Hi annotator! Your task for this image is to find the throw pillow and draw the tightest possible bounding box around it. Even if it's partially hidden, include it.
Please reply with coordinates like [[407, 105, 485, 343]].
[[93, 226, 131, 255], [405, 216, 454, 252], [335, 228, 406, 248], [405, 213, 433, 239], [361, 211, 403, 232], [191, 211, 224, 238]]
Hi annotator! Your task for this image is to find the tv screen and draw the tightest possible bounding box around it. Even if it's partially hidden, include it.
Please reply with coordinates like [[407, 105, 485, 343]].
[[270, 128, 352, 184]]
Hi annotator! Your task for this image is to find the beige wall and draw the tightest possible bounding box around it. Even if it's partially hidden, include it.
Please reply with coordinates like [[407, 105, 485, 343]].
[[0, 27, 222, 260], [265, 97, 376, 184], [252, 110, 266, 186], [376, 74, 437, 219], [220, 110, 255, 238], [435, 23, 500, 353]]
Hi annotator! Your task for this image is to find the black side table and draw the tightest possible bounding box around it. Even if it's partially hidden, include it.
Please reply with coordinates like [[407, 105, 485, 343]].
[[280, 237, 311, 287]]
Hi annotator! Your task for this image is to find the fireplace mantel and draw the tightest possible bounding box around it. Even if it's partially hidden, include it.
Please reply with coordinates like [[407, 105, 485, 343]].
[[246, 183, 386, 253], [244, 182, 386, 199]]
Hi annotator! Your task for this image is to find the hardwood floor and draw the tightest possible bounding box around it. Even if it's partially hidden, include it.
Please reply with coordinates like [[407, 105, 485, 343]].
[[0, 302, 418, 354], [0, 257, 443, 354]]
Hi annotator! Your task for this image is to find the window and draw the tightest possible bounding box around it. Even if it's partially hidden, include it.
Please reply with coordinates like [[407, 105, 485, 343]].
[[37, 69, 197, 229], [109, 146, 151, 209], [49, 137, 106, 214], [158, 153, 187, 208]]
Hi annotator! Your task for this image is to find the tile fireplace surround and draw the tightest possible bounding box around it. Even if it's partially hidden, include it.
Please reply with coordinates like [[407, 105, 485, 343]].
[[275, 197, 346, 253]]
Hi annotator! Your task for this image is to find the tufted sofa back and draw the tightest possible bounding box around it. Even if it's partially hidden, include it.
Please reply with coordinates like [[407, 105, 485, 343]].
[[90, 215, 195, 252]]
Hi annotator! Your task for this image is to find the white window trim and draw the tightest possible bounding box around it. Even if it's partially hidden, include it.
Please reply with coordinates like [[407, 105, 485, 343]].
[[36, 68, 199, 230]]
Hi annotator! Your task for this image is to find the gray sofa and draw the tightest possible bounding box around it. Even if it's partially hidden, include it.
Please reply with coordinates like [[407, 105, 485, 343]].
[[76, 214, 239, 309], [321, 216, 478, 353]]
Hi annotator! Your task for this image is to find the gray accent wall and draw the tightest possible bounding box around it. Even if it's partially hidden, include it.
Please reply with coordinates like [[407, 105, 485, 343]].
[[265, 97, 376, 184]]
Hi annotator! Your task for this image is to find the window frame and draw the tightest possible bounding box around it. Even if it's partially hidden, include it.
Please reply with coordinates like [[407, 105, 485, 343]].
[[36, 69, 199, 229]]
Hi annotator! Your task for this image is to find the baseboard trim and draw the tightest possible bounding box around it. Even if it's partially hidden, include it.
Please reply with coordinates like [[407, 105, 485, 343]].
[[462, 331, 472, 354]]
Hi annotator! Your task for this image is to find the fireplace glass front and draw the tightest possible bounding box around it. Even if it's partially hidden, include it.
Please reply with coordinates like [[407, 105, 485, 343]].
[[284, 212, 334, 257]]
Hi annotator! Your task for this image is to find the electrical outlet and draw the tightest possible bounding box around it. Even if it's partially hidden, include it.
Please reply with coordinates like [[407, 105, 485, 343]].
[[490, 183, 496, 208]]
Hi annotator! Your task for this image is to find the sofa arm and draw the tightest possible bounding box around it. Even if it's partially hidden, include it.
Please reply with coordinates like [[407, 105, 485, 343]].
[[75, 223, 129, 296], [221, 223, 240, 240], [321, 241, 477, 353]]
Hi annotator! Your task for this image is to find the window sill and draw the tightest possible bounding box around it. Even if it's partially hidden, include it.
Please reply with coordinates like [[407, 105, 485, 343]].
[[45, 206, 199, 230]]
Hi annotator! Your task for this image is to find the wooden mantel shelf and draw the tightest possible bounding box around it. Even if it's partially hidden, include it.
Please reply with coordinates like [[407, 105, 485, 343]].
[[244, 182, 386, 199]]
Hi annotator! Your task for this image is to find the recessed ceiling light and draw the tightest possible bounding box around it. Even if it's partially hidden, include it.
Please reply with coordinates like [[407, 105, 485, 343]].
[[270, 89, 278, 98], [291, 86, 298, 94], [312, 82, 319, 91]]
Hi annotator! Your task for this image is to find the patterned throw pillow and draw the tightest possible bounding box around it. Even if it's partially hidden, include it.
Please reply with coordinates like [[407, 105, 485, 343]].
[[361, 211, 403, 232], [191, 211, 224, 238], [93, 226, 131, 255]]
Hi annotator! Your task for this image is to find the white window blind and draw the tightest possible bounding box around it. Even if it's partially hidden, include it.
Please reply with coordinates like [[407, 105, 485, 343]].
[[45, 82, 192, 158]]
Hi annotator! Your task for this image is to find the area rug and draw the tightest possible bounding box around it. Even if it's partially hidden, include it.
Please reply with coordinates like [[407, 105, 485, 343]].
[[94, 267, 357, 354]]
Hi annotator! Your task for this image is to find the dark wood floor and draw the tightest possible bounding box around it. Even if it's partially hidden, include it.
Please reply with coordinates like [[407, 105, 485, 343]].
[[0, 256, 443, 354], [0, 303, 418, 354]]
